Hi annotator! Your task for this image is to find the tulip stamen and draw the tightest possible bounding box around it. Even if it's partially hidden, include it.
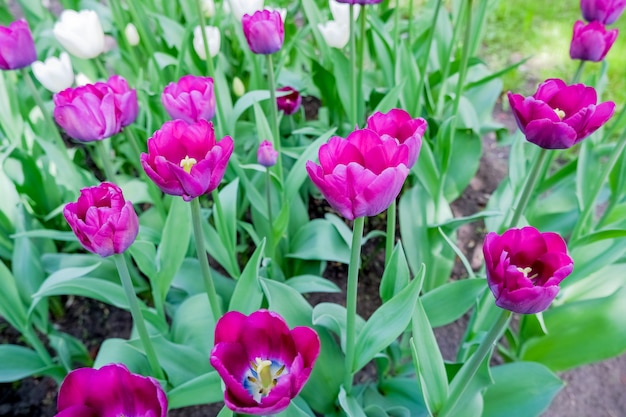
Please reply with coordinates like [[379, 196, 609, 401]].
[[553, 108, 566, 120], [517, 266, 539, 282], [180, 155, 197, 173], [243, 358, 288, 403]]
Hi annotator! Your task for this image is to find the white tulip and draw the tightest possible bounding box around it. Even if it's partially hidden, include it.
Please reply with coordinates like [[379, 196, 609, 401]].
[[31, 52, 74, 93], [227, 0, 264, 20], [53, 10, 106, 59], [318, 20, 350, 49], [193, 26, 221, 59], [329, 0, 360, 25], [75, 73, 93, 86], [201, 0, 216, 17], [265, 7, 287, 23], [124, 23, 140, 46]]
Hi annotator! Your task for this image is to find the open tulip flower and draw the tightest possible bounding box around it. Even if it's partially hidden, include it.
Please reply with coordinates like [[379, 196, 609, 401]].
[[162, 74, 216, 123], [54, 363, 167, 417], [63, 182, 139, 257], [366, 108, 426, 169], [306, 128, 410, 220], [507, 78, 615, 149], [0, 19, 37, 71], [276, 86, 302, 115], [210, 310, 320, 415], [242, 9, 284, 54], [483, 227, 574, 314], [581, 0, 626, 25], [141, 119, 234, 201], [570, 20, 618, 62]]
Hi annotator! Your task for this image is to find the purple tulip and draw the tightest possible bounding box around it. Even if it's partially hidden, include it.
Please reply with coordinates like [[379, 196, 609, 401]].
[[366, 108, 426, 169], [507, 78, 615, 149], [0, 19, 37, 70], [483, 227, 574, 314], [54, 363, 167, 417], [63, 182, 139, 257], [276, 86, 302, 115], [54, 75, 138, 142], [257, 140, 278, 167], [162, 74, 216, 124], [581, 0, 626, 24], [334, 0, 382, 4], [141, 119, 233, 201], [210, 310, 320, 415], [306, 128, 410, 220], [242, 10, 284, 54], [570, 20, 618, 62]]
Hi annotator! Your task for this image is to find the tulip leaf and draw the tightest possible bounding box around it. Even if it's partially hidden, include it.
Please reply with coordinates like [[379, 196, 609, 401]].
[[128, 240, 157, 280], [216, 406, 233, 417], [229, 239, 265, 314], [288, 218, 351, 263], [214, 178, 240, 277], [167, 371, 223, 409], [312, 302, 365, 353], [202, 217, 239, 279], [379, 242, 410, 303], [286, 275, 341, 294], [94, 338, 151, 377], [339, 387, 368, 417], [228, 90, 273, 130], [353, 265, 424, 372], [421, 279, 487, 327], [0, 345, 64, 383], [0, 258, 28, 332], [171, 293, 215, 355]]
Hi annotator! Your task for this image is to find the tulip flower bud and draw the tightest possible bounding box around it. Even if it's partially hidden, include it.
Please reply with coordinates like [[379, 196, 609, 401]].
[[317, 20, 350, 49], [581, 0, 626, 25], [569, 20, 618, 62], [124, 23, 140, 46], [162, 74, 216, 123], [257, 140, 278, 167], [53, 10, 106, 59], [242, 10, 284, 54], [232, 76, 245, 97], [201, 0, 216, 17], [0, 19, 37, 70], [75, 72, 93, 86], [193, 25, 221, 59], [32, 52, 74, 93]]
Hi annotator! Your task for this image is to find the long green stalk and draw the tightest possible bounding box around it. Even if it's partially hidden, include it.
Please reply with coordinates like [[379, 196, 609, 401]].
[[265, 54, 284, 180], [385, 199, 397, 267], [265, 168, 275, 260], [507, 148, 549, 229], [415, 0, 443, 116], [20, 68, 64, 148], [349, 5, 358, 127], [95, 139, 116, 181]]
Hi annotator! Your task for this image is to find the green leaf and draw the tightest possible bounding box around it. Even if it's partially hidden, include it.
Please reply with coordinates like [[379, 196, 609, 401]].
[[288, 218, 351, 263], [339, 387, 368, 417], [380, 242, 410, 303], [228, 90, 274, 130], [286, 275, 341, 294], [167, 372, 223, 409], [312, 302, 365, 352], [214, 178, 241, 276], [171, 294, 215, 354], [421, 279, 487, 327], [229, 240, 266, 314], [128, 240, 157, 279], [0, 259, 27, 331], [94, 338, 151, 376], [353, 266, 424, 372], [0, 345, 63, 382]]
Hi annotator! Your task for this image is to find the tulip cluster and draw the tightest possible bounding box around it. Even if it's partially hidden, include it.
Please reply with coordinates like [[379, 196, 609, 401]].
[[570, 0, 623, 61]]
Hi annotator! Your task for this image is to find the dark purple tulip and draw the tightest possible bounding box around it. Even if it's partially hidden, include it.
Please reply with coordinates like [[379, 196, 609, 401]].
[[276, 86, 302, 115], [210, 310, 320, 415], [581, 0, 626, 24], [141, 119, 233, 201], [54, 363, 167, 417], [366, 108, 426, 169], [0, 20, 37, 70], [483, 227, 573, 314], [570, 20, 618, 62], [63, 182, 138, 258], [242, 10, 284, 54], [162, 74, 216, 123], [507, 78, 615, 149]]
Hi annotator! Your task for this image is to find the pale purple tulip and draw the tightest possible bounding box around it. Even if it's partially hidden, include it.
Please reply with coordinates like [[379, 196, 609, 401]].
[[0, 19, 37, 70], [162, 74, 216, 123], [257, 140, 278, 167], [570, 20, 618, 62], [242, 10, 284, 54], [581, 0, 626, 24]]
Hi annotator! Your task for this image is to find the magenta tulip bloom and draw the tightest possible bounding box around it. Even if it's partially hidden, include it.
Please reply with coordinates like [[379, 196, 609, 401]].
[[242, 10, 284, 54], [581, 0, 626, 24], [366, 108, 426, 169], [483, 227, 573, 314], [276, 86, 302, 115], [54, 363, 167, 417], [306, 128, 410, 220], [210, 310, 320, 415], [570, 20, 618, 62], [141, 119, 233, 201], [54, 75, 138, 142], [257, 140, 278, 167], [507, 78, 615, 149], [162, 74, 216, 123], [0, 20, 37, 70], [64, 182, 138, 257]]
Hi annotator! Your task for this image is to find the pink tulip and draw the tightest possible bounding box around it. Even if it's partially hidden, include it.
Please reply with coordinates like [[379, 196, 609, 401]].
[[141, 119, 233, 201], [54, 363, 167, 417], [507, 78, 615, 149], [483, 227, 574, 314], [162, 74, 216, 123], [276, 86, 302, 115], [107, 75, 139, 127], [210, 310, 320, 415], [570, 20, 618, 62], [306, 128, 410, 220], [0, 20, 37, 70], [581, 0, 626, 25], [257, 140, 278, 167], [366, 108, 426, 169], [242, 10, 284, 54], [63, 182, 139, 257]]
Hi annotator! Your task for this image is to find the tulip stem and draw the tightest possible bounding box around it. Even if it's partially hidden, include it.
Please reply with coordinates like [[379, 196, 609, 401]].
[[265, 168, 275, 260], [95, 139, 117, 181], [265, 54, 284, 181], [438, 309, 511, 417], [23, 326, 53, 366], [572, 60, 586, 84], [508, 147, 549, 229], [385, 199, 397, 267], [113, 254, 165, 380], [190, 197, 223, 321], [20, 68, 64, 148], [343, 216, 365, 394], [415, 0, 442, 116], [393, 0, 401, 57], [349, 5, 358, 128], [356, 6, 366, 125]]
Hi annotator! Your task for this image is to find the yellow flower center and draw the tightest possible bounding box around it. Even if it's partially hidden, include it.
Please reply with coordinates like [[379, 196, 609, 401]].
[[554, 108, 566, 120], [245, 358, 286, 403], [179, 155, 197, 173], [517, 266, 539, 281]]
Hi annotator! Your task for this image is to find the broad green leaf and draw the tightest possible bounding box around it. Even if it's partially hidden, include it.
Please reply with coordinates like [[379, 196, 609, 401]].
[[288, 218, 350, 263], [129, 240, 157, 280], [94, 338, 151, 376], [362, 377, 429, 417], [171, 293, 215, 354], [312, 303, 365, 352], [339, 387, 368, 417], [229, 240, 266, 314], [228, 90, 273, 130], [421, 279, 487, 327], [32, 275, 129, 311], [380, 242, 410, 303], [286, 275, 341, 294], [167, 372, 223, 409], [0, 345, 64, 382], [0, 259, 28, 331], [214, 178, 240, 276], [482, 362, 563, 417]]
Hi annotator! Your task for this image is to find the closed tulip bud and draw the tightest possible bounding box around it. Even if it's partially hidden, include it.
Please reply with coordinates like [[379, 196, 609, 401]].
[[242, 10, 284, 54], [53, 9, 106, 59], [124, 23, 140, 46], [569, 20, 618, 62], [32, 52, 74, 93], [232, 76, 245, 97], [581, 0, 626, 25], [0, 19, 37, 70], [257, 140, 278, 167], [329, 0, 360, 24], [201, 0, 216, 17], [75, 72, 93, 86], [193, 25, 221, 59], [318, 20, 350, 49]]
